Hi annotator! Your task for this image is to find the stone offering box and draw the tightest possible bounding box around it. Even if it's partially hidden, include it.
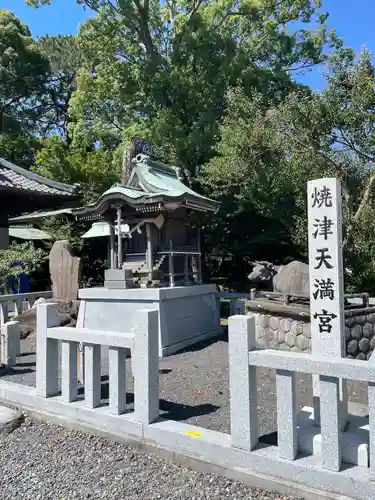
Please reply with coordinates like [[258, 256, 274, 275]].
[[247, 293, 375, 360], [78, 284, 221, 357]]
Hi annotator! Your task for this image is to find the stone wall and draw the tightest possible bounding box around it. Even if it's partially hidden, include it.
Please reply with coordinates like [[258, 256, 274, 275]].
[[345, 312, 375, 360], [254, 313, 311, 352], [248, 300, 375, 360]]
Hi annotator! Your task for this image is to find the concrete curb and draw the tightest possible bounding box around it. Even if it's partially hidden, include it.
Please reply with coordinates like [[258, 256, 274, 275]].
[[0, 394, 354, 500]]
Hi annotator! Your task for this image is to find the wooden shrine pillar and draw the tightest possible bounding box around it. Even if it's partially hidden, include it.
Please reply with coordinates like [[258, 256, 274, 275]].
[[116, 206, 123, 268], [109, 219, 116, 269], [146, 222, 153, 280], [197, 228, 202, 283], [168, 240, 175, 287]]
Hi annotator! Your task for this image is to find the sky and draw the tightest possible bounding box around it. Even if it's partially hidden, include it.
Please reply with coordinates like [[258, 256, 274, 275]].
[[1, 0, 375, 91]]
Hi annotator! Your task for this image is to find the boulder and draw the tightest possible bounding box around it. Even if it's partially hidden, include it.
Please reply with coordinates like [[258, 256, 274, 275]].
[[273, 261, 309, 297], [248, 260, 310, 297], [14, 299, 79, 339], [49, 240, 81, 302]]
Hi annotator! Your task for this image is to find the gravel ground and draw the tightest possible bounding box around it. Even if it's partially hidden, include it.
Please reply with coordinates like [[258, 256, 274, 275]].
[[0, 417, 302, 500]]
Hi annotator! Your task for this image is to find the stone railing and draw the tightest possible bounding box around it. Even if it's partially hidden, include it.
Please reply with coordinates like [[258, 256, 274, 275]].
[[156, 244, 199, 255], [229, 315, 375, 473], [0, 321, 20, 368], [0, 309, 374, 496], [37, 303, 159, 422], [0, 290, 53, 324]]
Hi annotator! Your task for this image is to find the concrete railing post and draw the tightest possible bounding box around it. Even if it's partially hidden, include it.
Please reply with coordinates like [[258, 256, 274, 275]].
[[0, 302, 9, 324], [368, 354, 375, 480], [1, 321, 20, 367], [228, 314, 258, 451], [276, 369, 297, 460], [320, 375, 342, 471], [61, 341, 78, 403], [36, 303, 59, 397], [133, 309, 159, 424], [84, 344, 101, 408], [14, 299, 23, 317], [108, 347, 127, 415]]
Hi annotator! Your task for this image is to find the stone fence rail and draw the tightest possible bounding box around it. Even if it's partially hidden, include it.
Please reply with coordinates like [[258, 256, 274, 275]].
[[229, 315, 375, 477], [37, 302, 158, 423], [0, 291, 53, 324], [0, 309, 373, 498]]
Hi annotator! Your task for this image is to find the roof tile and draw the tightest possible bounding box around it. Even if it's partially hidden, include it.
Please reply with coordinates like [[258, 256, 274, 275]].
[[0, 158, 76, 197]]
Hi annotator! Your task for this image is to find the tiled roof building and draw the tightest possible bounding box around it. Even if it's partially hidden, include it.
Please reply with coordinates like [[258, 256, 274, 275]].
[[0, 157, 78, 248]]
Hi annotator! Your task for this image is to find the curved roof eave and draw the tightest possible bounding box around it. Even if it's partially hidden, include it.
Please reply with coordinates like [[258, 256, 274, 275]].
[[72, 189, 218, 217], [72, 191, 165, 217]]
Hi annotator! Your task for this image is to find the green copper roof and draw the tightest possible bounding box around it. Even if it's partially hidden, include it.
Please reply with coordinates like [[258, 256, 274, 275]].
[[9, 207, 73, 224], [9, 226, 52, 240], [74, 154, 220, 217], [134, 158, 211, 202], [81, 221, 130, 238], [101, 185, 146, 199]]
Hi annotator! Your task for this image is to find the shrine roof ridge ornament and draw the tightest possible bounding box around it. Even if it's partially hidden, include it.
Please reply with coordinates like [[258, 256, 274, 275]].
[[72, 154, 220, 217], [131, 154, 178, 178]]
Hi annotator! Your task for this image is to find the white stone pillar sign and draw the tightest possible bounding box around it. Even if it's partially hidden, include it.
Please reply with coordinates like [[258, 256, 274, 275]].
[[307, 178, 347, 428]]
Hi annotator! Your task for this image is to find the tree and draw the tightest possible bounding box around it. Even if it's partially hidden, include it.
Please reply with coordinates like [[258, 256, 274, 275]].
[[33, 136, 121, 203], [0, 242, 46, 294], [202, 48, 375, 291], [26, 0, 342, 184], [29, 35, 121, 204], [36, 35, 86, 140], [0, 10, 49, 165], [200, 87, 314, 281]]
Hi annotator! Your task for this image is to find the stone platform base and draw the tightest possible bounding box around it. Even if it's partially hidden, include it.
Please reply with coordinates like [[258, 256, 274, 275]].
[[297, 403, 369, 468], [78, 284, 221, 357]]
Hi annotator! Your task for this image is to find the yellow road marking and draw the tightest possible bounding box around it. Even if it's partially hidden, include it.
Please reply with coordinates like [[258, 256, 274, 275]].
[[185, 431, 203, 438]]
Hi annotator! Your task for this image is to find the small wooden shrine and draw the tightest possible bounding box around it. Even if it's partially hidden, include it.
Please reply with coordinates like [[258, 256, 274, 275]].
[[73, 153, 219, 287]]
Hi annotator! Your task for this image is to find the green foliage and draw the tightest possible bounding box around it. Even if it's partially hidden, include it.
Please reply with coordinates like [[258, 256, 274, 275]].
[[26, 0, 341, 180], [0, 242, 46, 293], [32, 136, 120, 203], [201, 88, 312, 272], [15, 2, 375, 292], [0, 9, 50, 165], [202, 48, 375, 290], [345, 206, 375, 293], [36, 35, 86, 139]]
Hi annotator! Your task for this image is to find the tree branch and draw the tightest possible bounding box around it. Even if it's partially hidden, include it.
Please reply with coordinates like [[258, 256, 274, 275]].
[[287, 62, 320, 72], [132, 0, 156, 56], [354, 174, 375, 221], [343, 173, 375, 248], [283, 127, 345, 178], [187, 0, 204, 22], [335, 129, 375, 163]]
